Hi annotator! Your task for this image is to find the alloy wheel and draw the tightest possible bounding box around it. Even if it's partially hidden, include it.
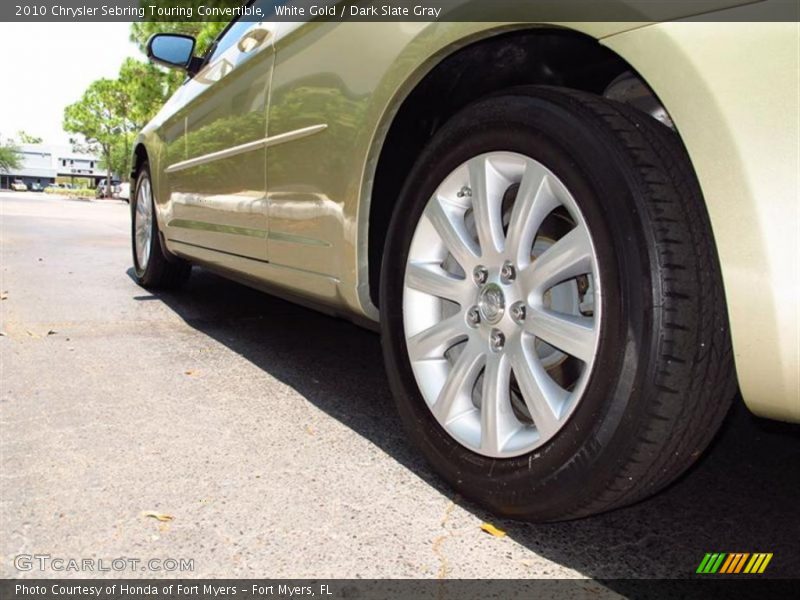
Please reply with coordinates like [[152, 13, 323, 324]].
[[402, 152, 601, 458], [134, 176, 153, 271]]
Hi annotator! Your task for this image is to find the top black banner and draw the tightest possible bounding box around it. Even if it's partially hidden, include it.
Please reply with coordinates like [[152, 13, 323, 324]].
[[4, 0, 800, 22]]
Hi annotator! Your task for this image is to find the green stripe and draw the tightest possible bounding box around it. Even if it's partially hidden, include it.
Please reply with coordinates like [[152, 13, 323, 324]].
[[704, 554, 718, 573], [709, 553, 727, 573], [697, 554, 713, 574], [703, 553, 719, 573]]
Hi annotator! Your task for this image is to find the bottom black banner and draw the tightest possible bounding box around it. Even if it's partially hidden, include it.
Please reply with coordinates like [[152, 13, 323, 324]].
[[2, 579, 798, 600]]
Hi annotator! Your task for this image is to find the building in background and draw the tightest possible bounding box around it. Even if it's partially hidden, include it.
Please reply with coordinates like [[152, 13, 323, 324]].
[[0, 144, 104, 189]]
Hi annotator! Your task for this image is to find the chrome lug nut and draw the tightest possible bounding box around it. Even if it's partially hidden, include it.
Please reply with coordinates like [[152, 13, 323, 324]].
[[457, 185, 472, 198], [473, 265, 488, 285], [510, 301, 526, 323], [500, 261, 516, 283], [489, 328, 505, 352], [467, 307, 481, 328]]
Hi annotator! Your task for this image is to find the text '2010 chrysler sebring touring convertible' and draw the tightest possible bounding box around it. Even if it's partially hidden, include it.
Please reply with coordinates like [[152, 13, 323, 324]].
[[130, 1, 799, 520]]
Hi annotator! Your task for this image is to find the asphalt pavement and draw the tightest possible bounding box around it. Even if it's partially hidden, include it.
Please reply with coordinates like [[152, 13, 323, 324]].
[[1, 191, 798, 582]]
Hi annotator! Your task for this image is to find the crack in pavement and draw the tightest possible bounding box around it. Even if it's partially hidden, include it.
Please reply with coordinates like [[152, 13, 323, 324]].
[[431, 497, 457, 579]]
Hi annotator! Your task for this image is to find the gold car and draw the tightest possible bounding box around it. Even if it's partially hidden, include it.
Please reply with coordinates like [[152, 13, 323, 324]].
[[131, 1, 798, 520]]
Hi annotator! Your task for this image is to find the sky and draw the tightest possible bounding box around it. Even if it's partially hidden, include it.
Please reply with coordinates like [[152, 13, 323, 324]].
[[0, 23, 142, 146]]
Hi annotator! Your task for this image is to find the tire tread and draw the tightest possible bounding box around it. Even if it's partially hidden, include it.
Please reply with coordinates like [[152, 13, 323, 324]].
[[523, 88, 735, 516]]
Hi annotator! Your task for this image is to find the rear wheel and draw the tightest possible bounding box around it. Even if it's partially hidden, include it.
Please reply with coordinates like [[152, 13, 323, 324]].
[[131, 162, 191, 289], [380, 87, 735, 521]]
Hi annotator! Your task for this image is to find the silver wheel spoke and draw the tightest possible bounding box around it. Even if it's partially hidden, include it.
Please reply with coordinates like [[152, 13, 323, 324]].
[[525, 308, 596, 363], [406, 262, 468, 305], [432, 340, 483, 424], [521, 225, 593, 292], [505, 163, 559, 266], [407, 315, 467, 361], [480, 353, 518, 455], [424, 195, 479, 270], [468, 156, 505, 256], [508, 341, 564, 439]]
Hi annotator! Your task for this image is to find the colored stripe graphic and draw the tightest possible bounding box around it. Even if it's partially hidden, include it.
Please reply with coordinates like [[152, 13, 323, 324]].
[[699, 552, 772, 574]]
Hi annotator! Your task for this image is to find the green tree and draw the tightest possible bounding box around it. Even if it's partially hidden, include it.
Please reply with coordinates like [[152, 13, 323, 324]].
[[110, 58, 174, 179], [118, 57, 171, 128], [63, 78, 128, 191], [63, 55, 187, 187], [0, 138, 21, 173], [16, 131, 43, 144]]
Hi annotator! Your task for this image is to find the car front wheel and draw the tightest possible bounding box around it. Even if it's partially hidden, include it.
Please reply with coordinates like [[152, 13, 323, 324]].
[[380, 87, 735, 521]]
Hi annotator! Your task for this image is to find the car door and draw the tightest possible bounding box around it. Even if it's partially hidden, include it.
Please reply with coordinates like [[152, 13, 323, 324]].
[[263, 15, 408, 307], [165, 4, 277, 261]]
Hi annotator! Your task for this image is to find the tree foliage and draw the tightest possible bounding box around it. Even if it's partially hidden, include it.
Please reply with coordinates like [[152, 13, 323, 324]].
[[118, 57, 173, 128], [63, 56, 176, 181], [63, 78, 129, 186], [16, 131, 43, 144], [0, 138, 21, 173]]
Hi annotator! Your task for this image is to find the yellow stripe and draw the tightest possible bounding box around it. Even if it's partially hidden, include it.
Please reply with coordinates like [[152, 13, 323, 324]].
[[719, 554, 736, 574], [743, 554, 759, 573], [734, 553, 750, 573], [757, 553, 773, 574], [750, 554, 766, 573]]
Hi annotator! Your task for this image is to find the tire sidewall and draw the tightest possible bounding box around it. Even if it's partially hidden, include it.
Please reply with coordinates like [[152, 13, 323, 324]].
[[131, 164, 157, 282], [380, 94, 658, 518]]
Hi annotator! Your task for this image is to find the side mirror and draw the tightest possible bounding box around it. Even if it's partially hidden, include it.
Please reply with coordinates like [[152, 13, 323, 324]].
[[147, 34, 197, 71]]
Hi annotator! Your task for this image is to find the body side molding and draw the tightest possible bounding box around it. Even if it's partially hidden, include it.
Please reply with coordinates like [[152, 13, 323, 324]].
[[165, 124, 328, 174]]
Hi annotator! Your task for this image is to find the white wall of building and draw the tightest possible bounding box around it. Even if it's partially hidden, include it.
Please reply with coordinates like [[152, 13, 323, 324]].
[[1, 144, 103, 188]]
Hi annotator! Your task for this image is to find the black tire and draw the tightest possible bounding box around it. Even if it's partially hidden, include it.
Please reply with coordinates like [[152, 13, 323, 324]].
[[131, 162, 191, 289], [380, 86, 735, 521]]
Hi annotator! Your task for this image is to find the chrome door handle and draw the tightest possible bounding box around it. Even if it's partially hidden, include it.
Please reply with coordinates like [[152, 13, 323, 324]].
[[237, 27, 272, 53]]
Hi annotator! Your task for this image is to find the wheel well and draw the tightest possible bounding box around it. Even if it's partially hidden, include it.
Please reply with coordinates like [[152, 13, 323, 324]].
[[131, 144, 149, 181], [368, 28, 639, 307]]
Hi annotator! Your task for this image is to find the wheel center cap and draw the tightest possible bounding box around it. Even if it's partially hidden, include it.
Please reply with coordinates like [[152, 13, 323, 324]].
[[477, 283, 505, 325]]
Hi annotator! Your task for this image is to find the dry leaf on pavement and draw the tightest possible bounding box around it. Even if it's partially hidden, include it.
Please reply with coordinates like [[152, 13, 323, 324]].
[[479, 523, 506, 538], [142, 511, 174, 522]]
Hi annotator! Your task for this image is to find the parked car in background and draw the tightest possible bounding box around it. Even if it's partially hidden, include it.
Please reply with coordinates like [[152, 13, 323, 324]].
[[132, 4, 798, 521], [118, 182, 131, 203], [96, 179, 120, 199], [29, 182, 43, 192], [10, 180, 27, 192]]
